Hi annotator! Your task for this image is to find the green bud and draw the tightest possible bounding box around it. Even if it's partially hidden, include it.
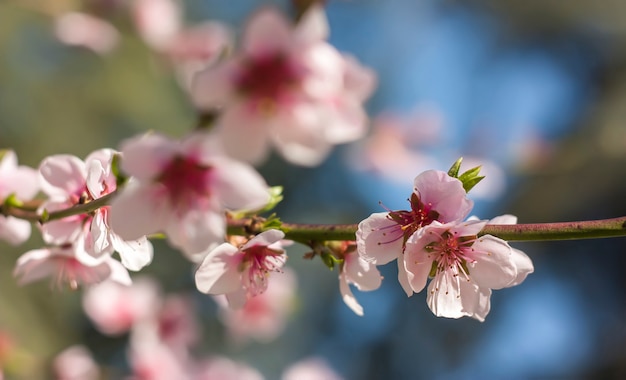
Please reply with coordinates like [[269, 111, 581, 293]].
[[111, 153, 128, 188], [447, 157, 485, 193]]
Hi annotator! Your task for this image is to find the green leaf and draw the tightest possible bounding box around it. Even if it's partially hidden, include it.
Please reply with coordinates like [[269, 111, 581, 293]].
[[447, 157, 463, 178], [40, 208, 50, 223], [3, 193, 23, 208]]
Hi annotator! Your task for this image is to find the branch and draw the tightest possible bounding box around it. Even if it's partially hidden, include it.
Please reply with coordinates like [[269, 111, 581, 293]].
[[228, 216, 626, 242]]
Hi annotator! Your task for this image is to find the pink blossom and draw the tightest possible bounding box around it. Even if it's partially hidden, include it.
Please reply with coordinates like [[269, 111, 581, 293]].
[[214, 268, 297, 343], [153, 295, 201, 350], [13, 239, 131, 289], [195, 229, 288, 308], [0, 150, 39, 246], [39, 150, 153, 271], [356, 170, 473, 295], [53, 345, 100, 380], [109, 132, 271, 261], [192, 6, 375, 166], [55, 12, 120, 55], [132, 0, 182, 50], [282, 357, 344, 380], [82, 277, 161, 335], [127, 337, 189, 380], [403, 218, 531, 321], [331, 242, 382, 316], [194, 356, 264, 380]]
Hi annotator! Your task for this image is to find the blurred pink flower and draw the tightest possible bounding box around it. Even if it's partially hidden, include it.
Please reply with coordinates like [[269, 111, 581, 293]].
[[195, 229, 288, 308], [13, 239, 131, 289], [356, 170, 472, 295], [109, 131, 270, 261], [194, 356, 264, 380], [132, 0, 182, 50], [127, 337, 189, 380], [214, 268, 297, 343], [282, 357, 344, 380], [55, 12, 120, 55], [0, 150, 39, 246], [83, 277, 161, 335], [404, 218, 532, 321], [53, 345, 100, 380], [39, 149, 153, 271], [192, 6, 375, 166]]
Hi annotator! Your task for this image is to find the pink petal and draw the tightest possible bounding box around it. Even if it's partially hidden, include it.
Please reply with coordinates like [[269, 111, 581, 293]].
[[0, 155, 39, 199], [339, 272, 364, 316], [343, 254, 382, 292], [39, 154, 87, 197], [109, 182, 170, 241], [191, 62, 237, 109], [243, 8, 291, 58], [212, 159, 270, 211], [272, 106, 333, 166], [40, 216, 84, 246], [426, 271, 467, 320], [165, 209, 226, 261], [397, 258, 413, 297], [356, 212, 403, 265], [242, 229, 285, 250], [0, 216, 31, 246], [111, 235, 154, 271], [13, 248, 55, 285], [413, 170, 473, 223], [195, 243, 243, 294], [217, 104, 272, 164], [508, 247, 534, 287], [118, 133, 177, 180], [469, 235, 517, 290], [86, 211, 113, 257], [403, 234, 435, 294], [489, 214, 518, 225], [342, 54, 377, 101]]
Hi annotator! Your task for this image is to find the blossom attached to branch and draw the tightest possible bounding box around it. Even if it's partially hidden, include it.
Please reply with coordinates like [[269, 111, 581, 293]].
[[38, 149, 153, 271], [195, 229, 288, 308], [109, 131, 271, 262]]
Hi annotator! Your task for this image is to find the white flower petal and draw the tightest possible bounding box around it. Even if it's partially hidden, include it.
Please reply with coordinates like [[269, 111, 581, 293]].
[[109, 182, 170, 241], [243, 8, 291, 57], [339, 272, 364, 316], [118, 133, 176, 180], [39, 155, 87, 197], [212, 159, 270, 211], [195, 243, 242, 294], [344, 254, 382, 292], [0, 216, 31, 246], [111, 235, 154, 271], [218, 104, 272, 165], [469, 235, 517, 290], [356, 212, 403, 265], [508, 247, 534, 287], [165, 209, 225, 261]]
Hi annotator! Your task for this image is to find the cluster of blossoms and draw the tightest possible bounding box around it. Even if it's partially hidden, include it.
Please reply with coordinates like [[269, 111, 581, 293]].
[[0, 2, 542, 378], [356, 169, 534, 321]]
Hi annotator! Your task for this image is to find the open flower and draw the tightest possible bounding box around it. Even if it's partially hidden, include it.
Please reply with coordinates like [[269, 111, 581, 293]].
[[0, 150, 39, 246], [356, 170, 473, 294], [195, 229, 288, 308], [39, 149, 153, 271], [192, 6, 375, 166], [109, 131, 270, 261], [13, 239, 131, 289], [403, 219, 531, 321]]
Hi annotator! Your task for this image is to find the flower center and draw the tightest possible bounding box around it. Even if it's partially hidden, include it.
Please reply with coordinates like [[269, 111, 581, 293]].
[[159, 156, 213, 210], [426, 231, 476, 278], [385, 193, 441, 246], [240, 245, 286, 297], [236, 53, 303, 107]]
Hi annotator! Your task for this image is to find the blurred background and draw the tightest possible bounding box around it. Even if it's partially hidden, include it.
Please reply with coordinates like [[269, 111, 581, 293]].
[[1, 0, 626, 378]]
